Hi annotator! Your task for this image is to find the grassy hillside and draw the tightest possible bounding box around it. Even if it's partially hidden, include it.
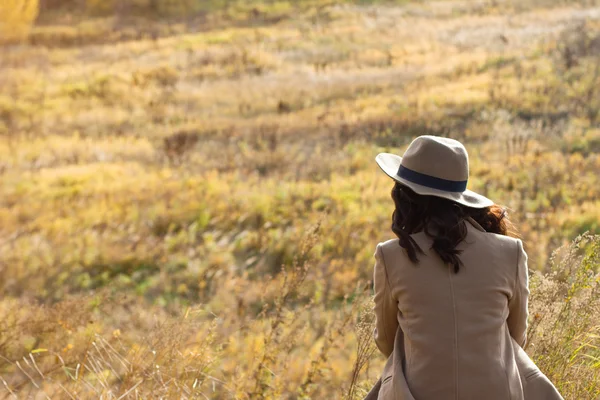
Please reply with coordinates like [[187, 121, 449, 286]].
[[1, 0, 600, 398]]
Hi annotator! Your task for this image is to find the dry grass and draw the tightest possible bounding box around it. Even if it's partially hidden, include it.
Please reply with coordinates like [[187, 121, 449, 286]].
[[525, 234, 600, 398], [1, 0, 600, 398]]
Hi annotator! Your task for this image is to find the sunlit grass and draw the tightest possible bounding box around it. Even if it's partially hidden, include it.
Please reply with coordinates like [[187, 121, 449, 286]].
[[1, 0, 600, 398]]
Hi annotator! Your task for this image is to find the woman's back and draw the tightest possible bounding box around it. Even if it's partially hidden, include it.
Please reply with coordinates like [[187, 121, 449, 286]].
[[369, 135, 562, 400], [375, 218, 528, 399]]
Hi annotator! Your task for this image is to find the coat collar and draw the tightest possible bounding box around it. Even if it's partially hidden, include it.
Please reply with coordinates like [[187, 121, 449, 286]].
[[466, 216, 486, 232]]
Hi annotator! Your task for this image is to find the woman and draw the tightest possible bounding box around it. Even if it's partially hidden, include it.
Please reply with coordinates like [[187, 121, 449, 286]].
[[366, 136, 563, 400]]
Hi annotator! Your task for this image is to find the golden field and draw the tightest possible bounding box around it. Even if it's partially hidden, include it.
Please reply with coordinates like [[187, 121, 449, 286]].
[[1, 0, 600, 398]]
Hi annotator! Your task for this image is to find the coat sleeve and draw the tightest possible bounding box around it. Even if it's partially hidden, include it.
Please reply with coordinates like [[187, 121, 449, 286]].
[[373, 243, 399, 358], [507, 239, 530, 348]]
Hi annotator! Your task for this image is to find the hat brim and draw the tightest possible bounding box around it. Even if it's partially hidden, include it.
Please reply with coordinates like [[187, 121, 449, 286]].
[[375, 153, 494, 209]]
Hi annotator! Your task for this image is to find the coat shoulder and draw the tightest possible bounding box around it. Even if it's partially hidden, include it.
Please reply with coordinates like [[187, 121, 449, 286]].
[[478, 229, 522, 252], [376, 238, 404, 258], [376, 231, 522, 261], [375, 238, 414, 269], [378, 238, 399, 251]]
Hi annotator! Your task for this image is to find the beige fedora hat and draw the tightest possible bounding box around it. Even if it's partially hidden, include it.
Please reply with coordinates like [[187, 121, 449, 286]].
[[375, 135, 493, 208]]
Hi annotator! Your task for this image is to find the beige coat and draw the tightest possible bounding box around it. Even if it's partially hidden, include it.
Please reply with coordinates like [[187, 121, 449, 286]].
[[367, 218, 563, 400]]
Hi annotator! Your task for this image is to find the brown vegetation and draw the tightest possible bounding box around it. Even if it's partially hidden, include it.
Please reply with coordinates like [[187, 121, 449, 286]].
[[1, 0, 600, 398]]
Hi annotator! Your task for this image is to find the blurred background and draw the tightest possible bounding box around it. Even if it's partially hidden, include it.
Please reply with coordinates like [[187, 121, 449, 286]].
[[1, 0, 600, 398]]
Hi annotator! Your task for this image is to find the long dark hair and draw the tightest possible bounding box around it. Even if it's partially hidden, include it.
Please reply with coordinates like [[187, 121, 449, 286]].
[[391, 182, 518, 273]]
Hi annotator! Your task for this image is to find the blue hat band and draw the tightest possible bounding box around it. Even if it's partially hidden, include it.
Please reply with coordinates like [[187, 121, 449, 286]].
[[398, 165, 467, 192]]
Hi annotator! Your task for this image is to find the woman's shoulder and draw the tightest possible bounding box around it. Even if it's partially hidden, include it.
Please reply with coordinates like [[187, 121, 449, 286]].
[[466, 225, 526, 267], [376, 238, 404, 259], [376, 233, 430, 260], [376, 220, 524, 257], [376, 238, 400, 257], [472, 226, 523, 250]]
